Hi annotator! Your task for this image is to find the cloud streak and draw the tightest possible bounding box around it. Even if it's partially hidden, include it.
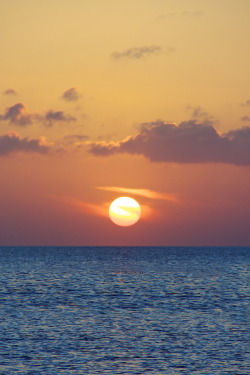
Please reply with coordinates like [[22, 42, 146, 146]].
[[0, 132, 52, 156], [63, 134, 89, 142], [182, 10, 203, 17], [88, 120, 250, 166], [111, 45, 161, 60], [96, 186, 179, 202]]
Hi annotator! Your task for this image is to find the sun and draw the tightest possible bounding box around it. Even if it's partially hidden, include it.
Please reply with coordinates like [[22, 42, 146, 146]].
[[109, 197, 141, 227]]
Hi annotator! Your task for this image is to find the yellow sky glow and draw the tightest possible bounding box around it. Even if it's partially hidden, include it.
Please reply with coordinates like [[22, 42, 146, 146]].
[[1, 0, 250, 245]]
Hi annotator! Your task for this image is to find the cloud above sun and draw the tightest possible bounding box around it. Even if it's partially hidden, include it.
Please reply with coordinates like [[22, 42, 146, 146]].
[[88, 120, 250, 166], [96, 186, 179, 203]]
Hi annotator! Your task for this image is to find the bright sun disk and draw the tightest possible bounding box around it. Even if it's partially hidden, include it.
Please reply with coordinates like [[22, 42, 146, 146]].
[[109, 197, 141, 226]]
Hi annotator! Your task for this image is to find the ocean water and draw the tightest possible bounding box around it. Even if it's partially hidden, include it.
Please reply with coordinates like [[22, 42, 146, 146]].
[[0, 247, 249, 374]]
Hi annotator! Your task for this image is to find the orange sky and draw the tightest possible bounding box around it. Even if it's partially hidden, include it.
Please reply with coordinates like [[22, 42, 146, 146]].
[[1, 0, 250, 245]]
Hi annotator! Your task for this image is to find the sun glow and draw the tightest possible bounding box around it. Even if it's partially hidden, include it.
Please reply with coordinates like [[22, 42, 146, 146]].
[[109, 197, 141, 226]]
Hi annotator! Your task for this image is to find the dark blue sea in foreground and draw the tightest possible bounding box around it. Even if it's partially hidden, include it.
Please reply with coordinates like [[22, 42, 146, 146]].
[[0, 247, 249, 374]]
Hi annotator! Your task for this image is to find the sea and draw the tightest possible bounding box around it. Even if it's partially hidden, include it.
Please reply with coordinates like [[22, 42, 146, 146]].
[[0, 246, 249, 374]]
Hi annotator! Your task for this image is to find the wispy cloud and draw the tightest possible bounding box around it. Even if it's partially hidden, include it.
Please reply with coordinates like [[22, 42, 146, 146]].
[[59, 195, 154, 221], [0, 131, 52, 156], [111, 45, 161, 60], [182, 10, 203, 17], [87, 120, 250, 166], [58, 196, 108, 218], [62, 134, 89, 144], [96, 186, 179, 203], [3, 88, 17, 96], [187, 105, 214, 123], [241, 116, 250, 122], [241, 99, 250, 107], [61, 87, 81, 102]]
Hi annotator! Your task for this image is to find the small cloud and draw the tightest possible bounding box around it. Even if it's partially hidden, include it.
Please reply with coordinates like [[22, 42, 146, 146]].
[[0, 103, 77, 127], [3, 89, 17, 96], [96, 186, 179, 203], [87, 120, 250, 166], [111, 45, 161, 60], [0, 103, 33, 126], [62, 87, 81, 102], [241, 116, 250, 122], [0, 131, 52, 156], [241, 99, 250, 107], [43, 110, 76, 127]]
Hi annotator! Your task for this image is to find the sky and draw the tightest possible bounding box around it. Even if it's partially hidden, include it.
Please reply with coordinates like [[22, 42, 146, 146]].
[[1, 0, 250, 246]]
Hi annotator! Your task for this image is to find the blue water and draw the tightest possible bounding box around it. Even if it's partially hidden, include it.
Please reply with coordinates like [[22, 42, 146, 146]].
[[0, 247, 249, 374]]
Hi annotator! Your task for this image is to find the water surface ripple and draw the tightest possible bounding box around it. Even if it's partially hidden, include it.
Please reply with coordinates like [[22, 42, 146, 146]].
[[0, 247, 249, 374]]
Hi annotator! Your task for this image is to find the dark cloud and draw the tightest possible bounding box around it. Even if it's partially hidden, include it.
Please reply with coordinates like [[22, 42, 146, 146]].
[[0, 103, 34, 126], [0, 131, 51, 156], [43, 110, 76, 127], [0, 103, 76, 127], [241, 100, 250, 107], [241, 116, 250, 122], [62, 88, 81, 102], [88, 120, 250, 166], [3, 89, 17, 96], [111, 45, 161, 60]]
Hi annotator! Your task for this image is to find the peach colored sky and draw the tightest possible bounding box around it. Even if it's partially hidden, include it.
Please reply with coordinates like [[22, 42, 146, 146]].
[[1, 0, 250, 245]]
